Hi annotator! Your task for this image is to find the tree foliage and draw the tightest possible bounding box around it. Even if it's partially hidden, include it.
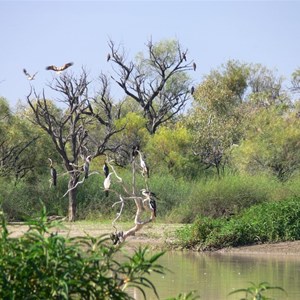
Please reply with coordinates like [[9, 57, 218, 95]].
[[232, 107, 300, 181], [108, 38, 194, 134]]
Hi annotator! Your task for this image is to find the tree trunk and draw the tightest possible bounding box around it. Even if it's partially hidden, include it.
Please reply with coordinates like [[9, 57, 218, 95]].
[[68, 177, 78, 222]]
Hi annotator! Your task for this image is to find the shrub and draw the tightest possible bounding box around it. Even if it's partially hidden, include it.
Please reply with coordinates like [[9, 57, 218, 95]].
[[0, 207, 166, 299], [176, 197, 300, 250]]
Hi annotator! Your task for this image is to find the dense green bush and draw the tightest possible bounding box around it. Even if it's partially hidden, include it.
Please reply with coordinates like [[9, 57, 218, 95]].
[[0, 208, 167, 299], [176, 197, 300, 250], [170, 174, 278, 223]]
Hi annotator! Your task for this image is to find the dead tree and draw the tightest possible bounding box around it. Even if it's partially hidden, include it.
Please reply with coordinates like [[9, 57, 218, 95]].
[[107, 149, 158, 245], [108, 38, 195, 134], [27, 69, 122, 221]]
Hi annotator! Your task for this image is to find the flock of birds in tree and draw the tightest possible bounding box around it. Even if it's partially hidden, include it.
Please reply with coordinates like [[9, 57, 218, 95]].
[[26, 53, 197, 221], [23, 62, 74, 80], [48, 145, 157, 218]]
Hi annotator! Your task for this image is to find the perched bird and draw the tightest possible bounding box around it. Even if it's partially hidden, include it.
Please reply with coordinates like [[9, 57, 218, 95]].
[[193, 62, 197, 71], [83, 155, 92, 179], [45, 62, 73, 74], [103, 162, 109, 178], [103, 172, 113, 197], [131, 145, 139, 161], [23, 68, 38, 80], [107, 53, 111, 62], [191, 86, 195, 95], [48, 158, 57, 187], [141, 189, 157, 218], [137, 150, 149, 178], [149, 199, 157, 218]]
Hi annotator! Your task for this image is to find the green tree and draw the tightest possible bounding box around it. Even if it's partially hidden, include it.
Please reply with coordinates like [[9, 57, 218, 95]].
[[232, 107, 300, 181], [108, 38, 195, 134], [187, 60, 248, 176], [146, 123, 193, 177], [247, 63, 290, 108]]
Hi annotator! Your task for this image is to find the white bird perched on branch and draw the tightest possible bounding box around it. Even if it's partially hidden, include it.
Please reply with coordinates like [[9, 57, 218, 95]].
[[83, 155, 92, 179], [48, 158, 57, 187], [137, 150, 149, 178], [104, 172, 113, 197]]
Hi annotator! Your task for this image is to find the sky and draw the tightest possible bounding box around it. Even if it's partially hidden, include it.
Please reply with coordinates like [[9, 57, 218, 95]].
[[1, 0, 299, 111]]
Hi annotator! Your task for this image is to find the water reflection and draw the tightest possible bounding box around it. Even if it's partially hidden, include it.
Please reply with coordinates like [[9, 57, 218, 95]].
[[131, 251, 300, 300]]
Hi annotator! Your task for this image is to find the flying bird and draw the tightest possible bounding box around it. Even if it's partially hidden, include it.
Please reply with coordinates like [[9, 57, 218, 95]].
[[23, 69, 38, 80], [193, 62, 197, 71], [83, 155, 92, 179], [48, 158, 57, 187], [45, 62, 74, 73], [103, 172, 113, 197]]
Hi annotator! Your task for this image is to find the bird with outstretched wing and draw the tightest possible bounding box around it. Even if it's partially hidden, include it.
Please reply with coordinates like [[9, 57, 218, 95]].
[[45, 62, 74, 73], [23, 68, 38, 80]]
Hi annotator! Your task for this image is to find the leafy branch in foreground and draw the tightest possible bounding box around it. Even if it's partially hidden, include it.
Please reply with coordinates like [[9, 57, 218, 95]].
[[0, 208, 166, 299], [228, 281, 287, 300]]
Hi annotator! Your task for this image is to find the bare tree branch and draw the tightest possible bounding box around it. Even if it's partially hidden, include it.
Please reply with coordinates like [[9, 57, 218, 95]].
[[108, 39, 195, 134]]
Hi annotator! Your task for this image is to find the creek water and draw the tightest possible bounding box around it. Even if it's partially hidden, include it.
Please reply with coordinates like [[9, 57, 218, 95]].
[[129, 251, 300, 300]]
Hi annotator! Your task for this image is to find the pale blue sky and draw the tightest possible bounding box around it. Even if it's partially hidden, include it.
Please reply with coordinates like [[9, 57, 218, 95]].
[[1, 1, 299, 110]]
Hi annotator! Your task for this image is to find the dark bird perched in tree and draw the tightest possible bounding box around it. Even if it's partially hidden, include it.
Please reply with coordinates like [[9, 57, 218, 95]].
[[137, 150, 149, 178], [45, 62, 73, 74], [48, 158, 57, 187], [107, 53, 111, 61], [193, 62, 197, 71], [104, 172, 113, 197], [23, 68, 38, 80], [191, 86, 195, 95], [141, 189, 157, 218], [83, 155, 92, 179], [149, 199, 157, 218], [103, 162, 109, 178], [131, 145, 140, 161]]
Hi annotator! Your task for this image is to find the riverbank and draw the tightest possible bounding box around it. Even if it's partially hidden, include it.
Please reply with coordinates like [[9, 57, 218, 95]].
[[6, 222, 300, 255]]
